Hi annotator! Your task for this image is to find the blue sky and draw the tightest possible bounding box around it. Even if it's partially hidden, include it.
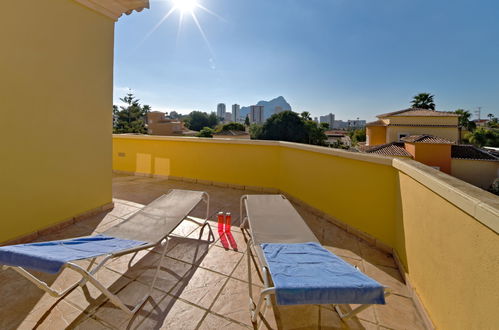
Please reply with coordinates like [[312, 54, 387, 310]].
[[114, 0, 499, 121]]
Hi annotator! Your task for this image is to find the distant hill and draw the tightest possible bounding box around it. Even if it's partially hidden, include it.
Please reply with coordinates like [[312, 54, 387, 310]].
[[240, 96, 292, 121]]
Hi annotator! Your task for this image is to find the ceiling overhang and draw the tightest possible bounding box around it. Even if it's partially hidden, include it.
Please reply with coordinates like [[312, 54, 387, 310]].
[[75, 0, 149, 21]]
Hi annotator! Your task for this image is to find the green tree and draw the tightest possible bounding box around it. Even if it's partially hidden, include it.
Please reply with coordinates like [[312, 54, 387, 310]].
[[217, 122, 245, 132], [300, 111, 312, 121], [411, 93, 435, 110], [251, 111, 327, 146], [244, 115, 250, 126], [196, 127, 214, 138], [256, 111, 308, 143], [304, 120, 328, 146], [455, 109, 477, 131], [184, 111, 219, 131], [320, 122, 330, 130], [113, 92, 149, 134], [208, 112, 219, 128], [348, 128, 366, 145], [488, 118, 499, 128], [249, 124, 263, 139], [487, 113, 494, 120], [465, 128, 499, 147]]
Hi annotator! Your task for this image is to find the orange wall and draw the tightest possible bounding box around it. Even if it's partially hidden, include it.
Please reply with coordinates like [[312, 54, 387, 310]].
[[366, 126, 387, 145], [407, 143, 452, 174]]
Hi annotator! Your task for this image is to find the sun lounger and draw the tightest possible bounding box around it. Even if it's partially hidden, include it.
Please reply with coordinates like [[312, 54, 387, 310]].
[[0, 189, 211, 315], [240, 194, 390, 323]]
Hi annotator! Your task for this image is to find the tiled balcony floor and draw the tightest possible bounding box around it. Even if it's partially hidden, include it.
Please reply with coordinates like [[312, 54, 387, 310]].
[[0, 174, 427, 329]]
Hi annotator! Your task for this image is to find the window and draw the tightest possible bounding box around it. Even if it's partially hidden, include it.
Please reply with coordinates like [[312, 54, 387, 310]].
[[398, 133, 410, 141]]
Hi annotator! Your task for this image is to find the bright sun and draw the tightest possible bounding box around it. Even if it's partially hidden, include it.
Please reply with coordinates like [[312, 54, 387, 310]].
[[172, 0, 198, 13]]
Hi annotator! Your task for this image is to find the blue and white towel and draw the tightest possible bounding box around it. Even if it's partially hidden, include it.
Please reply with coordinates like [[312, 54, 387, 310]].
[[261, 242, 386, 305], [0, 235, 146, 274]]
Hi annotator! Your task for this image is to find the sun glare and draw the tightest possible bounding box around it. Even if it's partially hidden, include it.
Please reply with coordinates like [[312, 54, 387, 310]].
[[172, 0, 198, 13]]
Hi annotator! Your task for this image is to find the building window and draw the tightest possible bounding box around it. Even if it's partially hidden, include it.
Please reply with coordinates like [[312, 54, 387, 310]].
[[398, 133, 410, 141]]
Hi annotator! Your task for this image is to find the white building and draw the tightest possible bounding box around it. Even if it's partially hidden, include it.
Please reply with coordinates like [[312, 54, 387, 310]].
[[319, 113, 335, 129], [347, 119, 366, 128], [224, 112, 232, 122], [250, 105, 265, 124], [217, 103, 226, 119], [332, 120, 347, 129], [232, 104, 240, 122]]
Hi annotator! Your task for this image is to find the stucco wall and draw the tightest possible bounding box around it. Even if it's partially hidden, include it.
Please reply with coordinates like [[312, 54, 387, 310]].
[[387, 116, 458, 126], [387, 126, 459, 143], [452, 158, 499, 189], [396, 167, 499, 330], [412, 143, 452, 174], [0, 0, 114, 242], [366, 126, 387, 145], [113, 135, 398, 246]]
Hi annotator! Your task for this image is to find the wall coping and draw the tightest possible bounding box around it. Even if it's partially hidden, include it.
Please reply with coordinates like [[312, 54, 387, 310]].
[[113, 134, 499, 234], [112, 134, 394, 166], [393, 158, 499, 234]]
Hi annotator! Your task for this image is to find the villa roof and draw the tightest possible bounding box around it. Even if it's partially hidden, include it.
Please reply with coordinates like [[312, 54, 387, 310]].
[[377, 108, 459, 118], [401, 135, 454, 144], [451, 145, 499, 161], [358, 142, 412, 157]]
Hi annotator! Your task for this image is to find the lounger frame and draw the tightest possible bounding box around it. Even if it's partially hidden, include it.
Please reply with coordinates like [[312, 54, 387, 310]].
[[2, 191, 212, 316], [240, 194, 391, 323]]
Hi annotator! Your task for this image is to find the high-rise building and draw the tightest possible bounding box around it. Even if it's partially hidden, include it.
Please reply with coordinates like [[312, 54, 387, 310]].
[[319, 113, 335, 129], [250, 105, 265, 124], [224, 112, 232, 122], [232, 104, 240, 122], [347, 119, 366, 128], [217, 103, 226, 119]]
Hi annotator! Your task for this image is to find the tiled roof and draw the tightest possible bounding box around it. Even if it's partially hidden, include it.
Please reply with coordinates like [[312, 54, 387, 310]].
[[366, 119, 387, 127], [378, 108, 459, 118], [452, 145, 499, 161], [358, 142, 412, 157], [402, 135, 454, 144]]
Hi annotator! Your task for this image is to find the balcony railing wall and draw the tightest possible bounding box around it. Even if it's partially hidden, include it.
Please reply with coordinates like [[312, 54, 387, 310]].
[[113, 134, 499, 329]]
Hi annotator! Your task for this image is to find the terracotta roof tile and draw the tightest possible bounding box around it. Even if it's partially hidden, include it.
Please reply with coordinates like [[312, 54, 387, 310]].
[[377, 108, 459, 118], [358, 142, 412, 157], [401, 135, 454, 144], [451, 145, 499, 161]]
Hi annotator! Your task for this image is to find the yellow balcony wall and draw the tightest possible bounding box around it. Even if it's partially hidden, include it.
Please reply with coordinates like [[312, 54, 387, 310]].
[[113, 135, 499, 329], [0, 0, 115, 243]]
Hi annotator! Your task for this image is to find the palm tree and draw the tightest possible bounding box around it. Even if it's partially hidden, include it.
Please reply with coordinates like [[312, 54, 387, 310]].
[[411, 93, 435, 110], [488, 113, 495, 120], [455, 109, 476, 132]]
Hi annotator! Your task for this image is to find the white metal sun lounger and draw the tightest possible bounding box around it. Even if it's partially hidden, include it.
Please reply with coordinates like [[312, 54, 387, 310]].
[[240, 194, 390, 323], [0, 189, 212, 316]]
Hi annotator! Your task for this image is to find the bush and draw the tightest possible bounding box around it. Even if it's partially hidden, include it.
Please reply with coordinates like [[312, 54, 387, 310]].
[[196, 127, 214, 138]]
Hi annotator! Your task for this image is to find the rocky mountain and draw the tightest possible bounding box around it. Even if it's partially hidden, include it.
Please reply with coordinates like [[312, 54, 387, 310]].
[[240, 96, 292, 121]]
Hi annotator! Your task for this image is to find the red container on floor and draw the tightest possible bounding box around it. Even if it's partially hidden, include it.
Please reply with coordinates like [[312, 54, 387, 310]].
[[225, 212, 231, 233], [217, 212, 225, 233]]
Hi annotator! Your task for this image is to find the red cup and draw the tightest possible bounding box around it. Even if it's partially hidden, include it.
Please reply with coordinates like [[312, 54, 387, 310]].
[[217, 212, 225, 234], [225, 212, 231, 233]]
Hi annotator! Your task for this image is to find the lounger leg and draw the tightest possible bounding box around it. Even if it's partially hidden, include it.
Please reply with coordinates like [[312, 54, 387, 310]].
[[239, 195, 248, 229], [149, 239, 169, 295], [334, 289, 391, 320], [5, 266, 79, 298]]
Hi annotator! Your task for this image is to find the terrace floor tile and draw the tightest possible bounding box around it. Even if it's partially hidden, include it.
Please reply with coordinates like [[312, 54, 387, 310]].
[[0, 174, 427, 329]]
